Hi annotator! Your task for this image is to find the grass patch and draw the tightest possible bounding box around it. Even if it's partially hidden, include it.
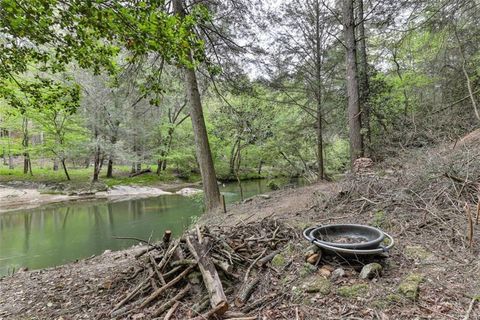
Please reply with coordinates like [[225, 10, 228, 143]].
[[0, 164, 200, 187]]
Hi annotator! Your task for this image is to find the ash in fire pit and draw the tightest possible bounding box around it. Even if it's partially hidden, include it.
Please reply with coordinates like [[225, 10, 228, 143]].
[[322, 235, 370, 244]]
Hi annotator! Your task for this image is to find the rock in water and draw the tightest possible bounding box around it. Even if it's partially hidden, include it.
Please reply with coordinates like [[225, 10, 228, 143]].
[[359, 263, 383, 279]]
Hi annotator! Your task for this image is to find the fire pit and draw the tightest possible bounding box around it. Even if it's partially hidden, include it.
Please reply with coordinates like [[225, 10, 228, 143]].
[[303, 224, 394, 256]]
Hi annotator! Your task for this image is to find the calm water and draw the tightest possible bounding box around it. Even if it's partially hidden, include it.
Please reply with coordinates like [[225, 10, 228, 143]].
[[0, 179, 298, 276]]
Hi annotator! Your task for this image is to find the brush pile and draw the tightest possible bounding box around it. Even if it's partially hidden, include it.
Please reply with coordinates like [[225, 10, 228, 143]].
[[326, 139, 480, 257], [105, 219, 299, 319]]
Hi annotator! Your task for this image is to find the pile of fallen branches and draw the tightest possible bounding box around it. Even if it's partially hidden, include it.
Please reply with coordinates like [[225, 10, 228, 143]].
[[324, 141, 480, 257], [105, 219, 299, 319]]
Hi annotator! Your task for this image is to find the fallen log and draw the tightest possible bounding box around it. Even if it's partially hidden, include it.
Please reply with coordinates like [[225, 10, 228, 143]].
[[257, 250, 278, 267], [186, 233, 229, 316], [129, 168, 152, 177], [234, 277, 260, 307]]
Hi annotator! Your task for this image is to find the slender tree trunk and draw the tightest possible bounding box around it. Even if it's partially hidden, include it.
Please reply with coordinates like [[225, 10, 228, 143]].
[[106, 158, 114, 178], [229, 140, 238, 176], [392, 50, 409, 119], [173, 0, 221, 212], [93, 146, 102, 182], [61, 158, 70, 181], [162, 130, 174, 171], [157, 158, 163, 175], [53, 159, 59, 171], [357, 0, 371, 155], [92, 128, 102, 182], [455, 30, 480, 121], [235, 147, 244, 201], [157, 128, 174, 174], [22, 117, 32, 175], [7, 130, 13, 169], [257, 159, 263, 175], [106, 135, 117, 178], [343, 0, 363, 163], [314, 0, 325, 180]]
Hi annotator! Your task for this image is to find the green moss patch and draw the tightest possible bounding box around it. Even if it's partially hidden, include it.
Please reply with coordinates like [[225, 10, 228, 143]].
[[304, 277, 331, 295], [337, 284, 369, 298], [398, 273, 424, 300]]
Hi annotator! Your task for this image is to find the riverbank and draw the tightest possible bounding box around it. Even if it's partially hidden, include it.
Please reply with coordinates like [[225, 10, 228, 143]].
[[0, 166, 287, 213], [1, 139, 479, 319], [0, 182, 204, 213], [1, 169, 479, 319]]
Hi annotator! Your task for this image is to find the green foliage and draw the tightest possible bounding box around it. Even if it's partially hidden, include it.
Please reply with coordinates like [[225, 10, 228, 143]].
[[324, 138, 349, 174]]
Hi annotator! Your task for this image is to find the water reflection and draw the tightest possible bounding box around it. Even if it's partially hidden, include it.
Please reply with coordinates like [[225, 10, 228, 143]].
[[0, 179, 301, 275]]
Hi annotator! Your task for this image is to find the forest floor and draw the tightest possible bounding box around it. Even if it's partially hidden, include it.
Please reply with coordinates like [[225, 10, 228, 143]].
[[1, 131, 480, 319]]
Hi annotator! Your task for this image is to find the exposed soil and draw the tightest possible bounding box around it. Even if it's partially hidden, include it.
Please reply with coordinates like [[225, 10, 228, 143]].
[[1, 138, 480, 319]]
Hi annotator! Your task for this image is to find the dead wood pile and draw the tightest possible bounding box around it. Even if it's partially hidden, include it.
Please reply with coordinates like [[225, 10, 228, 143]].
[[105, 219, 299, 319], [326, 142, 480, 257]]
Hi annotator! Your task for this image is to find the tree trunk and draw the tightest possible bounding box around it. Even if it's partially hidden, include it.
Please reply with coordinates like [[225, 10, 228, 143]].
[[234, 145, 244, 201], [53, 159, 59, 171], [357, 0, 371, 155], [93, 143, 103, 182], [343, 0, 363, 163], [7, 131, 13, 169], [61, 158, 71, 181], [8, 154, 13, 169], [229, 140, 238, 176], [314, 0, 325, 180], [22, 117, 32, 175], [106, 135, 117, 178], [106, 158, 113, 178], [173, 0, 221, 212], [257, 159, 263, 175], [2, 146, 6, 165], [162, 130, 174, 171], [392, 49, 409, 119]]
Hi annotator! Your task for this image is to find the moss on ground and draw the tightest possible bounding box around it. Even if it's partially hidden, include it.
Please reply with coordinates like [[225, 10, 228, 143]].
[[337, 284, 369, 298], [398, 273, 424, 300], [299, 263, 317, 277], [271, 254, 286, 267], [304, 277, 331, 295], [404, 246, 432, 261]]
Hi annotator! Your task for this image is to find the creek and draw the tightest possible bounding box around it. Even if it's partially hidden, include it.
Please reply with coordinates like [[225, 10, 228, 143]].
[[0, 178, 300, 276]]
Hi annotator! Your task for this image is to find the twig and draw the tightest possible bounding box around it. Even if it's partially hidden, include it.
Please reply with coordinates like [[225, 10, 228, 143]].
[[152, 284, 191, 317], [464, 203, 474, 248], [463, 296, 479, 320], [140, 265, 195, 308], [244, 248, 267, 282], [163, 301, 180, 320]]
